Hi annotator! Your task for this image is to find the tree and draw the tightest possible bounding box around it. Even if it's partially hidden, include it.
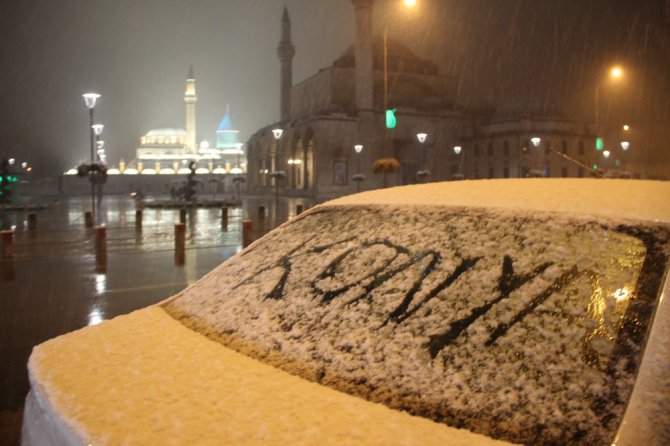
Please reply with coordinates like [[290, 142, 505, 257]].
[[372, 158, 400, 188]]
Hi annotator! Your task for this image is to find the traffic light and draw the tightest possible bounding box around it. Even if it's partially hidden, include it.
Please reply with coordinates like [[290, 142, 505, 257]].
[[385, 109, 397, 129], [0, 164, 17, 202], [595, 137, 604, 151]]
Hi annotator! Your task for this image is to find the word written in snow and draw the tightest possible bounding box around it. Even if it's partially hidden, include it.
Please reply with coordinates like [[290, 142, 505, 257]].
[[233, 237, 581, 357]]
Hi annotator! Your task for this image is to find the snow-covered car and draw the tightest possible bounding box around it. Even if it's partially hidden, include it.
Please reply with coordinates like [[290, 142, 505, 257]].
[[22, 179, 670, 445]]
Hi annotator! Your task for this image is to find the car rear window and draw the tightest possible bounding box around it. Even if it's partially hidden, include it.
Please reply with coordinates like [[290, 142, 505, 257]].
[[164, 205, 670, 445]]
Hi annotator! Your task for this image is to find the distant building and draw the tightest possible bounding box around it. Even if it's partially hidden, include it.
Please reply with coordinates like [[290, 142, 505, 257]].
[[116, 66, 246, 176], [246, 1, 601, 200]]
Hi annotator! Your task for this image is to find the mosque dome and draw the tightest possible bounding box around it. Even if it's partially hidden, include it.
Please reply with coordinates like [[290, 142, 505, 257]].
[[146, 128, 187, 137], [141, 128, 188, 146], [216, 109, 240, 148], [332, 35, 438, 75]]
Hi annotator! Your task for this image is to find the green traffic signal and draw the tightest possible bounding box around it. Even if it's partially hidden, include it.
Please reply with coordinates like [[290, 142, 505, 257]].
[[595, 137, 604, 151], [385, 109, 397, 129]]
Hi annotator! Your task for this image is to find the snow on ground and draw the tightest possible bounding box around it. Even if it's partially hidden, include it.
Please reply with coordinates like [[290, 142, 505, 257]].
[[164, 200, 670, 445]]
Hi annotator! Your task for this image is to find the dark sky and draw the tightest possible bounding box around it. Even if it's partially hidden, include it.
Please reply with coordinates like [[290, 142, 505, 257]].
[[0, 0, 667, 176]]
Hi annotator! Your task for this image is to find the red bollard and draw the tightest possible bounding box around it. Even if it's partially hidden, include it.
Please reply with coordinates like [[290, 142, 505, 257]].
[[28, 213, 37, 232], [95, 225, 107, 273], [221, 206, 228, 230], [242, 219, 253, 248], [1, 229, 14, 259], [135, 210, 143, 230], [175, 222, 186, 265]]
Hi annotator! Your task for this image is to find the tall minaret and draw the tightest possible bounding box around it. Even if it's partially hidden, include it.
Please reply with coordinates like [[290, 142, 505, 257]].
[[185, 65, 197, 152], [351, 0, 375, 113], [277, 7, 295, 122]]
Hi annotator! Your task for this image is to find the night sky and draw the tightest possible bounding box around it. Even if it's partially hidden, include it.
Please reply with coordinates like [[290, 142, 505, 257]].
[[0, 0, 667, 176]]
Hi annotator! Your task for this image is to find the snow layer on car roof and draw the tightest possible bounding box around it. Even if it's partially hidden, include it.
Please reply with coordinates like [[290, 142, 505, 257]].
[[165, 202, 670, 445], [326, 179, 670, 223], [29, 307, 511, 445]]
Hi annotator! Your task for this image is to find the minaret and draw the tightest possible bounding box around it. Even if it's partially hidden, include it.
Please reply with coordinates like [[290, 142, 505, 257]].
[[277, 7, 295, 122], [184, 65, 197, 152], [351, 0, 375, 113]]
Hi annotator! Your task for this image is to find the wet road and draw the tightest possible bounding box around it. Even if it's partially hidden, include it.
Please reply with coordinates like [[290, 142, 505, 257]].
[[0, 194, 313, 444]]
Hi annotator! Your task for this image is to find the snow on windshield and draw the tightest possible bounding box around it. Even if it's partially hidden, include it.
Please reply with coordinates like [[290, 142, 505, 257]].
[[164, 205, 670, 445]]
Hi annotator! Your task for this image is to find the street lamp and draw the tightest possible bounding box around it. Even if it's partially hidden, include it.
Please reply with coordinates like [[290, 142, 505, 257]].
[[594, 66, 624, 143], [382, 0, 418, 155], [416, 132, 429, 181], [82, 92, 101, 223], [353, 144, 364, 192], [529, 137, 542, 177], [271, 128, 284, 208], [620, 141, 630, 151]]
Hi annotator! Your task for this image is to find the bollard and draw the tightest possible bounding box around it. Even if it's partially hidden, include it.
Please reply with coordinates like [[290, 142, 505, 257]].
[[179, 208, 187, 224], [242, 219, 253, 248], [28, 213, 37, 231], [258, 206, 265, 219], [175, 222, 186, 266], [135, 210, 143, 229], [1, 229, 14, 259], [1, 258, 15, 282], [84, 211, 94, 228], [296, 204, 304, 215], [95, 225, 107, 251], [221, 206, 228, 230], [95, 225, 107, 274]]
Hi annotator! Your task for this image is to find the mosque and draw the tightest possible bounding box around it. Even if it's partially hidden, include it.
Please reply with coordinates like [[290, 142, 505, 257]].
[[69, 66, 246, 178], [246, 1, 601, 200]]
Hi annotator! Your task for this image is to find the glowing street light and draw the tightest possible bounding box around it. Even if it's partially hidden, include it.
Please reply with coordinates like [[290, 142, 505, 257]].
[[623, 124, 630, 131], [453, 145, 462, 155], [271, 128, 284, 205], [531, 137, 541, 147], [621, 141, 630, 151], [82, 92, 101, 223], [353, 144, 364, 192], [594, 65, 624, 142], [382, 0, 418, 154], [416, 132, 429, 181], [603, 150, 611, 159]]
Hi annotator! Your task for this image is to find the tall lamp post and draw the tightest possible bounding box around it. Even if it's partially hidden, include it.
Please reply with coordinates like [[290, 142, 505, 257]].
[[453, 145, 463, 179], [270, 128, 284, 210], [416, 132, 429, 182], [530, 136, 542, 177], [382, 0, 417, 155], [83, 93, 101, 222], [353, 144, 364, 192], [594, 66, 623, 164]]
